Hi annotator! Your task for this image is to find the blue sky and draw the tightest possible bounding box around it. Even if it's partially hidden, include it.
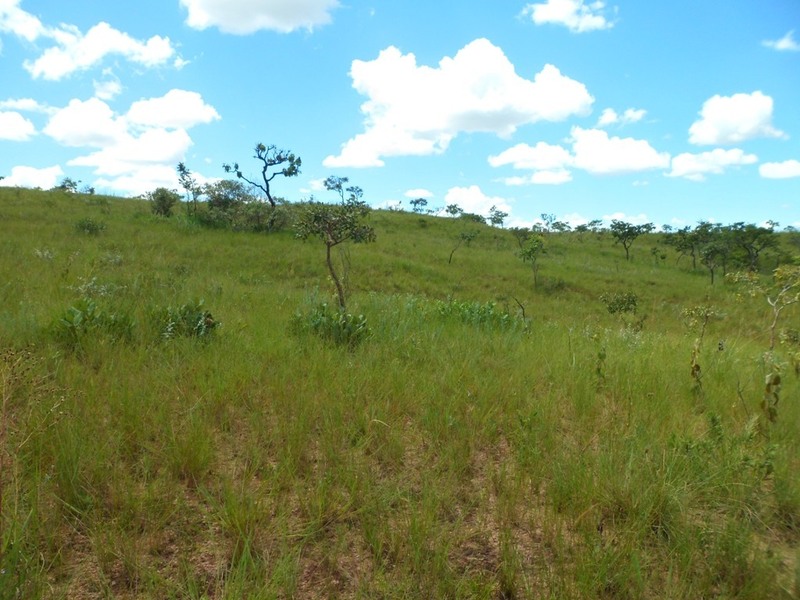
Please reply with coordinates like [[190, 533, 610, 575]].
[[1, 0, 798, 229]]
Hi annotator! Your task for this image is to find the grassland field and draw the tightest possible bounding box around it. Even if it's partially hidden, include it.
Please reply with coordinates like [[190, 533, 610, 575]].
[[0, 187, 798, 598]]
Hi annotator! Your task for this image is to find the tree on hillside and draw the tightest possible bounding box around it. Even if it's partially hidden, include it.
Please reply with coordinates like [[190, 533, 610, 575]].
[[610, 220, 655, 261], [519, 233, 546, 289], [223, 142, 301, 208], [295, 182, 375, 310], [449, 230, 479, 264], [177, 162, 201, 216], [410, 197, 428, 213], [489, 205, 508, 227], [728, 222, 778, 272], [446, 204, 463, 217]]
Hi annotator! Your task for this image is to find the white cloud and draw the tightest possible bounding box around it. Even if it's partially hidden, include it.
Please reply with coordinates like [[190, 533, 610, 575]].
[[93, 78, 122, 101], [0, 97, 53, 113], [444, 185, 511, 217], [759, 159, 800, 179], [521, 0, 615, 33], [596, 107, 646, 127], [570, 126, 670, 174], [68, 128, 193, 177], [763, 30, 800, 52], [179, 0, 340, 34], [489, 141, 572, 170], [0, 164, 64, 189], [44, 98, 128, 147], [404, 188, 433, 198], [0, 0, 46, 41], [24, 21, 175, 80], [601, 212, 651, 226], [94, 165, 181, 197], [39, 90, 218, 195], [667, 148, 758, 181], [489, 141, 573, 185], [127, 89, 221, 129], [688, 91, 786, 145], [1, 2, 178, 80], [325, 39, 593, 168], [0, 110, 35, 140]]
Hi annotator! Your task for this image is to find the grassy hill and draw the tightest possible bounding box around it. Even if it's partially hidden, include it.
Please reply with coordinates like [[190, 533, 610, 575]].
[[1, 187, 798, 598]]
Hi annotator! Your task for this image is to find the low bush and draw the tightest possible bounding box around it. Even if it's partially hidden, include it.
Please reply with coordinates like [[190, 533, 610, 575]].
[[290, 302, 370, 348]]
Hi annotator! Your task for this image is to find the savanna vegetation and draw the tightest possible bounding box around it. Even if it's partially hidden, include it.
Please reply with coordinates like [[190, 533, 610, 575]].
[[0, 179, 799, 599]]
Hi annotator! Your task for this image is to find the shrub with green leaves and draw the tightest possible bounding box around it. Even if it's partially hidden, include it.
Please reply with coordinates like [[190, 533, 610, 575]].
[[157, 300, 218, 340], [52, 297, 135, 350], [74, 217, 106, 235], [433, 298, 517, 329], [290, 303, 370, 348], [148, 187, 181, 217]]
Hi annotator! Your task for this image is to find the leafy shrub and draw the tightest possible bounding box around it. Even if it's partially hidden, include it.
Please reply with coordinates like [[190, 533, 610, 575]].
[[600, 291, 638, 315], [157, 300, 218, 340], [433, 298, 517, 329], [52, 297, 135, 350], [74, 217, 106, 235], [148, 187, 181, 217], [290, 303, 370, 349]]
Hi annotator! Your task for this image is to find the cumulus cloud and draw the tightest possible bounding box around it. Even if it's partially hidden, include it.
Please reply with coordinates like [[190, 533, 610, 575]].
[[488, 141, 573, 185], [596, 107, 645, 127], [521, 0, 616, 33], [127, 89, 221, 129], [762, 30, 800, 52], [0, 97, 53, 113], [44, 98, 129, 147], [0, 0, 46, 41], [570, 126, 670, 174], [667, 148, 758, 181], [601, 211, 651, 226], [0, 0, 178, 80], [688, 91, 786, 145], [38, 90, 219, 195], [759, 159, 800, 179], [0, 164, 64, 188], [404, 188, 433, 198], [0, 111, 36, 140], [179, 0, 340, 34], [325, 38, 593, 168], [489, 128, 669, 184], [444, 185, 512, 217]]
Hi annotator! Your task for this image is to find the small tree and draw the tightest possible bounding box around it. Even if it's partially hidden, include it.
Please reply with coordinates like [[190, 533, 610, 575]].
[[519, 234, 546, 288], [223, 142, 301, 208], [148, 187, 181, 217], [295, 187, 375, 310], [449, 230, 479, 264], [55, 177, 79, 193], [410, 198, 428, 213], [729, 264, 800, 350], [177, 162, 201, 216], [610, 220, 654, 261], [489, 205, 508, 227], [445, 204, 463, 217]]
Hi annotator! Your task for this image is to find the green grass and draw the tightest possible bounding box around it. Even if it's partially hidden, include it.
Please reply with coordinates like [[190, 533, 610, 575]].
[[0, 187, 798, 598]]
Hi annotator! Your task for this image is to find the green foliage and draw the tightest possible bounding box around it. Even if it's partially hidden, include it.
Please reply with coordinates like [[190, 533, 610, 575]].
[[156, 300, 218, 340], [52, 297, 136, 350], [610, 220, 655, 260], [518, 233, 546, 288], [74, 217, 106, 235], [223, 142, 301, 208], [147, 187, 181, 217], [600, 291, 638, 315], [432, 298, 518, 329], [290, 302, 370, 348], [295, 188, 375, 309]]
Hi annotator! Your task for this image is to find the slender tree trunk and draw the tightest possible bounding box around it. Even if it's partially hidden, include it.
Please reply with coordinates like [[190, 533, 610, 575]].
[[326, 243, 346, 310]]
